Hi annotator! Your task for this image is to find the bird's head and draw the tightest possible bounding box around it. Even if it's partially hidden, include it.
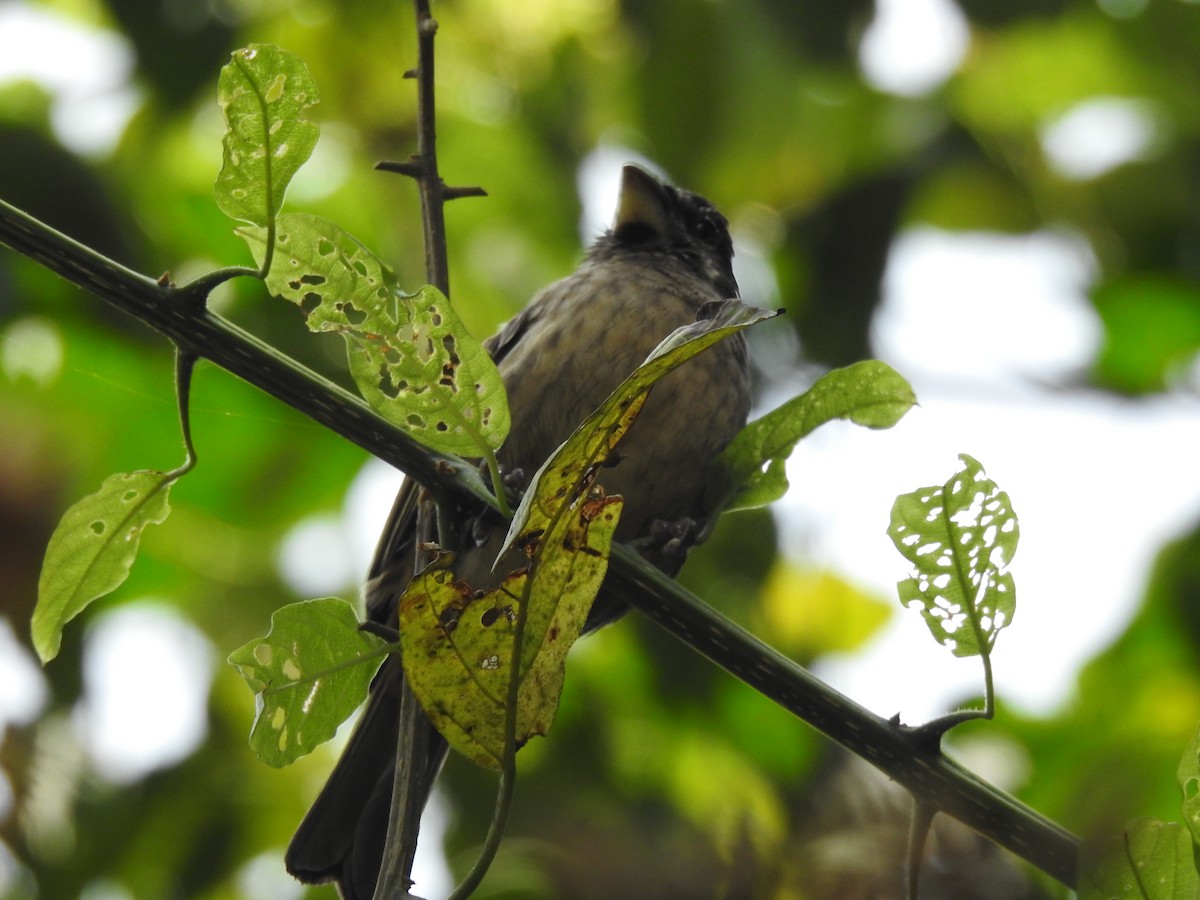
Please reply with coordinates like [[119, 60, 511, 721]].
[[594, 164, 738, 301]]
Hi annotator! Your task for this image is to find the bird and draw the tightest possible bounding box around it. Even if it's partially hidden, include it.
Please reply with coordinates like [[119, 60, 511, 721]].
[[285, 164, 751, 899]]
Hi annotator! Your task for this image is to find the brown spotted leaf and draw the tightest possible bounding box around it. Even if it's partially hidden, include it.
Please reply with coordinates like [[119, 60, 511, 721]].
[[241, 213, 509, 456], [399, 493, 622, 769]]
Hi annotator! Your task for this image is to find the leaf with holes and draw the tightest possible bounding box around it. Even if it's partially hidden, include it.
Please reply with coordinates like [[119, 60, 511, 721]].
[[399, 493, 622, 769], [887, 454, 1018, 658], [719, 360, 915, 513], [215, 44, 319, 227], [227, 598, 389, 767], [33, 470, 176, 663], [1080, 818, 1199, 899], [241, 213, 509, 456]]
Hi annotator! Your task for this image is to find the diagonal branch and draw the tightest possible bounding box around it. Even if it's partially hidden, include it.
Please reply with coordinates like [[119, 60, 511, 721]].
[[609, 551, 1079, 886], [0, 194, 1081, 889], [0, 197, 485, 501]]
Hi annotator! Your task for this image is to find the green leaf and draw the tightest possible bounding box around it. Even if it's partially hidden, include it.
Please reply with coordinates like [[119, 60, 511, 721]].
[[33, 470, 176, 663], [1178, 722, 1200, 851], [502, 298, 780, 554], [718, 360, 915, 512], [241, 213, 509, 456], [399, 494, 622, 769], [215, 44, 319, 227], [887, 454, 1018, 658], [1080, 819, 1200, 900], [227, 598, 388, 767], [241, 212, 395, 324]]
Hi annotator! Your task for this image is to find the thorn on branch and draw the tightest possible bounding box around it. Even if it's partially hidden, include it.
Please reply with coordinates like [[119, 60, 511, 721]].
[[444, 185, 488, 201], [376, 162, 488, 203], [377, 159, 424, 180]]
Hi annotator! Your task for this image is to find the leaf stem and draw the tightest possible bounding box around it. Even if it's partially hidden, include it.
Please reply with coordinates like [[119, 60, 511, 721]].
[[916, 576, 998, 739], [980, 639, 995, 719], [175, 265, 260, 307], [231, 50, 278, 278], [482, 449, 512, 518], [447, 554, 530, 898], [906, 800, 935, 900], [167, 348, 200, 481]]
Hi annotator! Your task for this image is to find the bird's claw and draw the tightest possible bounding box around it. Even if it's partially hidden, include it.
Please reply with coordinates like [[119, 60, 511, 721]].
[[631, 515, 707, 570]]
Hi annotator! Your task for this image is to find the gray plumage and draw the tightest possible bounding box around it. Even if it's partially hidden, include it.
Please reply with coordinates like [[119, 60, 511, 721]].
[[286, 165, 750, 898]]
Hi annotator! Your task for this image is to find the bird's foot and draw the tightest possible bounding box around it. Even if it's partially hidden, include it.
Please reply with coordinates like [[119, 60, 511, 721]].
[[629, 515, 708, 573]]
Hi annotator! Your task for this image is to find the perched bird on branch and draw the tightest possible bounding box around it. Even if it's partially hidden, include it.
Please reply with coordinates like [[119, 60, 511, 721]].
[[286, 165, 751, 899]]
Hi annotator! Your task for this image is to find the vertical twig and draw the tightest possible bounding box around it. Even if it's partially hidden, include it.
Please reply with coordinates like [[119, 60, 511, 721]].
[[377, 0, 486, 298], [373, 2, 486, 897]]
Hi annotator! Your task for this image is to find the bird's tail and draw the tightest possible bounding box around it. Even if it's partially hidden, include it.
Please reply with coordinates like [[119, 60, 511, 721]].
[[285, 657, 449, 899]]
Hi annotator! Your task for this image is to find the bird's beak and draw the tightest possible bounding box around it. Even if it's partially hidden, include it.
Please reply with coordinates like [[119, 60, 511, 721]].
[[614, 165, 670, 238]]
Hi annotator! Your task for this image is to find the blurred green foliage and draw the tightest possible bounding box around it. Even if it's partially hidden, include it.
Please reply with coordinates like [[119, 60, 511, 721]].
[[2, 0, 1200, 897]]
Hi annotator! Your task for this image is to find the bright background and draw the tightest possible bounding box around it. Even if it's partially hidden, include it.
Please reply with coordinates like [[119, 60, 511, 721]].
[[2, 0, 1200, 897]]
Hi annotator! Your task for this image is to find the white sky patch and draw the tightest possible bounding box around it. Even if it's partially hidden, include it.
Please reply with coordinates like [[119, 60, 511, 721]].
[[782, 394, 1200, 721], [1041, 97, 1160, 180], [1, 316, 65, 387], [0, 1, 141, 157], [0, 617, 48, 737], [873, 228, 1101, 385], [277, 514, 357, 597], [343, 459, 406, 575], [412, 789, 454, 899], [236, 851, 305, 900], [288, 121, 355, 202], [576, 144, 664, 244], [277, 460, 405, 598], [777, 225, 1200, 720], [73, 604, 215, 784], [858, 0, 970, 97]]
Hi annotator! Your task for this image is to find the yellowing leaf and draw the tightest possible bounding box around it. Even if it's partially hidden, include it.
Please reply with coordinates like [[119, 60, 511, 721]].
[[399, 493, 622, 768], [401, 298, 772, 769]]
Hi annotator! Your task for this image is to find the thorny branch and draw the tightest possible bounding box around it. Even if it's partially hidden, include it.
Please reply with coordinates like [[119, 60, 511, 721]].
[[0, 184, 1081, 900], [376, 0, 486, 298], [0, 7, 1081, 892]]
